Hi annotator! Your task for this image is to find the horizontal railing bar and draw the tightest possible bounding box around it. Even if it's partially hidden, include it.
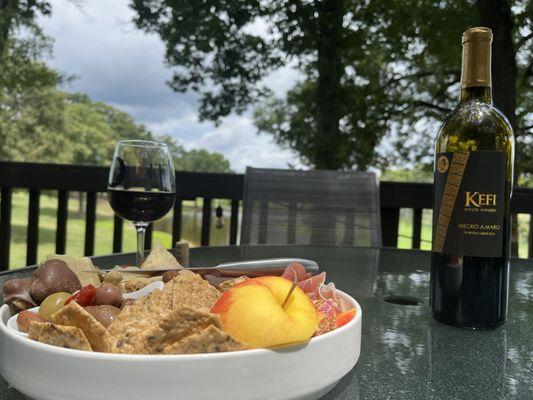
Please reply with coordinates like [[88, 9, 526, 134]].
[[0, 161, 244, 199], [0, 162, 109, 192]]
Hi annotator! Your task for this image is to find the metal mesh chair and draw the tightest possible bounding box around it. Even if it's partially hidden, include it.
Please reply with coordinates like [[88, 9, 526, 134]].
[[240, 168, 381, 246]]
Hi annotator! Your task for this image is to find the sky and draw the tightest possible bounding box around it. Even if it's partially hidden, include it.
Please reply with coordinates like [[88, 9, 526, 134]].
[[37, 0, 301, 172]]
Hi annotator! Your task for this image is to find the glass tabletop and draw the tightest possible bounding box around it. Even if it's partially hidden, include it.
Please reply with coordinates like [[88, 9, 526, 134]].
[[1, 246, 532, 399]]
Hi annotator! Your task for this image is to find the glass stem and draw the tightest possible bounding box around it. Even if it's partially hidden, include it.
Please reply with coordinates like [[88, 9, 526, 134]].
[[134, 222, 149, 267]]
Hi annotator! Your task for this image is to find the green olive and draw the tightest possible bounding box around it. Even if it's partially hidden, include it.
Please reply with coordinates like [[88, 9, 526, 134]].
[[38, 292, 71, 321]]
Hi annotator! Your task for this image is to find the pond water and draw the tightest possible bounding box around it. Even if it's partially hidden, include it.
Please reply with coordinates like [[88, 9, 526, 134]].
[[153, 204, 236, 247]]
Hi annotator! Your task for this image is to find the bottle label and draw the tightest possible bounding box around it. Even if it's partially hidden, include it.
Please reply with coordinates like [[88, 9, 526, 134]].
[[433, 151, 506, 257]]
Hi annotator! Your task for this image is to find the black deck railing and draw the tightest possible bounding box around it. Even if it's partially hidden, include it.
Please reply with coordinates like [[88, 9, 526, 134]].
[[1, 161, 533, 270]]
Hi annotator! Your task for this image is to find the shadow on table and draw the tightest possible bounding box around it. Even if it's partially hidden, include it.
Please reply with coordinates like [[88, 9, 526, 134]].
[[1, 382, 33, 400], [321, 371, 359, 400]]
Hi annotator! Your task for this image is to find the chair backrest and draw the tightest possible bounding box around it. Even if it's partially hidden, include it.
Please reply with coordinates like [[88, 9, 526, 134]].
[[240, 168, 381, 246]]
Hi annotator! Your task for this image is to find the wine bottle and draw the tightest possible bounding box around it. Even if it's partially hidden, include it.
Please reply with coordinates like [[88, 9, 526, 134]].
[[430, 27, 514, 329]]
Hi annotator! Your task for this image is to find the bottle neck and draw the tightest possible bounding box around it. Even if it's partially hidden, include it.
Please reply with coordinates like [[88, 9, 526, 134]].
[[460, 34, 492, 103], [460, 86, 492, 103]]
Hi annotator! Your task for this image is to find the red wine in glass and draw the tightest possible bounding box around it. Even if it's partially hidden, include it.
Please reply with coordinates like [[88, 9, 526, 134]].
[[107, 189, 175, 223]]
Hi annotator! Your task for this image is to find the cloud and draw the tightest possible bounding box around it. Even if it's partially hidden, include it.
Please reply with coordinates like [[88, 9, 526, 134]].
[[193, 115, 301, 172], [37, 0, 300, 171]]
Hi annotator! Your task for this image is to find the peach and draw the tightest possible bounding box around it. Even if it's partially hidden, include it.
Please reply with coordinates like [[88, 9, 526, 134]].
[[211, 276, 319, 348]]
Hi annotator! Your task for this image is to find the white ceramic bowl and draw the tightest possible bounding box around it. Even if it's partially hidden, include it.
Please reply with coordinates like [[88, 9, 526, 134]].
[[0, 292, 361, 400]]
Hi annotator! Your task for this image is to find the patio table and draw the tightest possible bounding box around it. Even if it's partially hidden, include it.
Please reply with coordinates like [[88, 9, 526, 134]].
[[1, 245, 532, 399]]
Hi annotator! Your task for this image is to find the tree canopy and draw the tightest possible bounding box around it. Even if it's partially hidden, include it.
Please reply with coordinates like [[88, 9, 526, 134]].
[[0, 81, 233, 172], [131, 0, 532, 176]]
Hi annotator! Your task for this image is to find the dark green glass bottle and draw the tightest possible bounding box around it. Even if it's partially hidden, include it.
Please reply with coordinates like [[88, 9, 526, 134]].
[[430, 27, 514, 329]]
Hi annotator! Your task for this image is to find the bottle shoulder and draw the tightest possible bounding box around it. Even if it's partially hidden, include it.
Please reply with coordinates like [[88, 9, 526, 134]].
[[436, 100, 514, 152]]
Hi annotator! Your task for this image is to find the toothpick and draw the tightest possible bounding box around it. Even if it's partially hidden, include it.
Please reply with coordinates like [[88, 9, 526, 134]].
[[282, 282, 298, 308]]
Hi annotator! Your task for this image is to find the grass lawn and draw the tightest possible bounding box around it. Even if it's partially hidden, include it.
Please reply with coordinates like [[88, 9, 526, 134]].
[[8, 191, 172, 269]]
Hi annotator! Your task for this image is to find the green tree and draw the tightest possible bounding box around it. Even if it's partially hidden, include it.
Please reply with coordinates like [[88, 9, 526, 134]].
[[0, 31, 68, 162], [380, 165, 432, 183], [1, 83, 235, 173], [131, 0, 532, 174], [175, 149, 232, 173], [63, 93, 153, 165], [158, 134, 233, 173]]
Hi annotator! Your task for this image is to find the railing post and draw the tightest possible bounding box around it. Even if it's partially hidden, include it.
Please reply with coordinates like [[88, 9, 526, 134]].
[[229, 199, 239, 245], [112, 214, 123, 253], [381, 207, 400, 247], [0, 187, 12, 270], [56, 191, 69, 254], [412, 209, 422, 249], [84, 192, 97, 256], [26, 189, 41, 265], [172, 199, 182, 244], [145, 224, 153, 250], [201, 197, 212, 246]]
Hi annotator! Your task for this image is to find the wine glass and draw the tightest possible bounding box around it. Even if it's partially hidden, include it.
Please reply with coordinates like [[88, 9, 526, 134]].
[[107, 140, 176, 266]]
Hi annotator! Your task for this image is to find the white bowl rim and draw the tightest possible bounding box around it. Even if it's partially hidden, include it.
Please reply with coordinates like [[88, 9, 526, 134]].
[[0, 291, 361, 362]]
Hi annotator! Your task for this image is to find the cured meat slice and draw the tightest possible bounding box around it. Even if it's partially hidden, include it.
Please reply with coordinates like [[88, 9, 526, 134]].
[[316, 283, 353, 313], [298, 272, 326, 294], [281, 262, 311, 282]]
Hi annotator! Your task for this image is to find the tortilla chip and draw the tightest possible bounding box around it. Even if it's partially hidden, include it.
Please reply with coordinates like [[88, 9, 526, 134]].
[[141, 242, 182, 270], [163, 325, 246, 354], [132, 306, 221, 354], [168, 271, 221, 310], [29, 321, 92, 351], [46, 254, 101, 287], [52, 301, 109, 352]]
